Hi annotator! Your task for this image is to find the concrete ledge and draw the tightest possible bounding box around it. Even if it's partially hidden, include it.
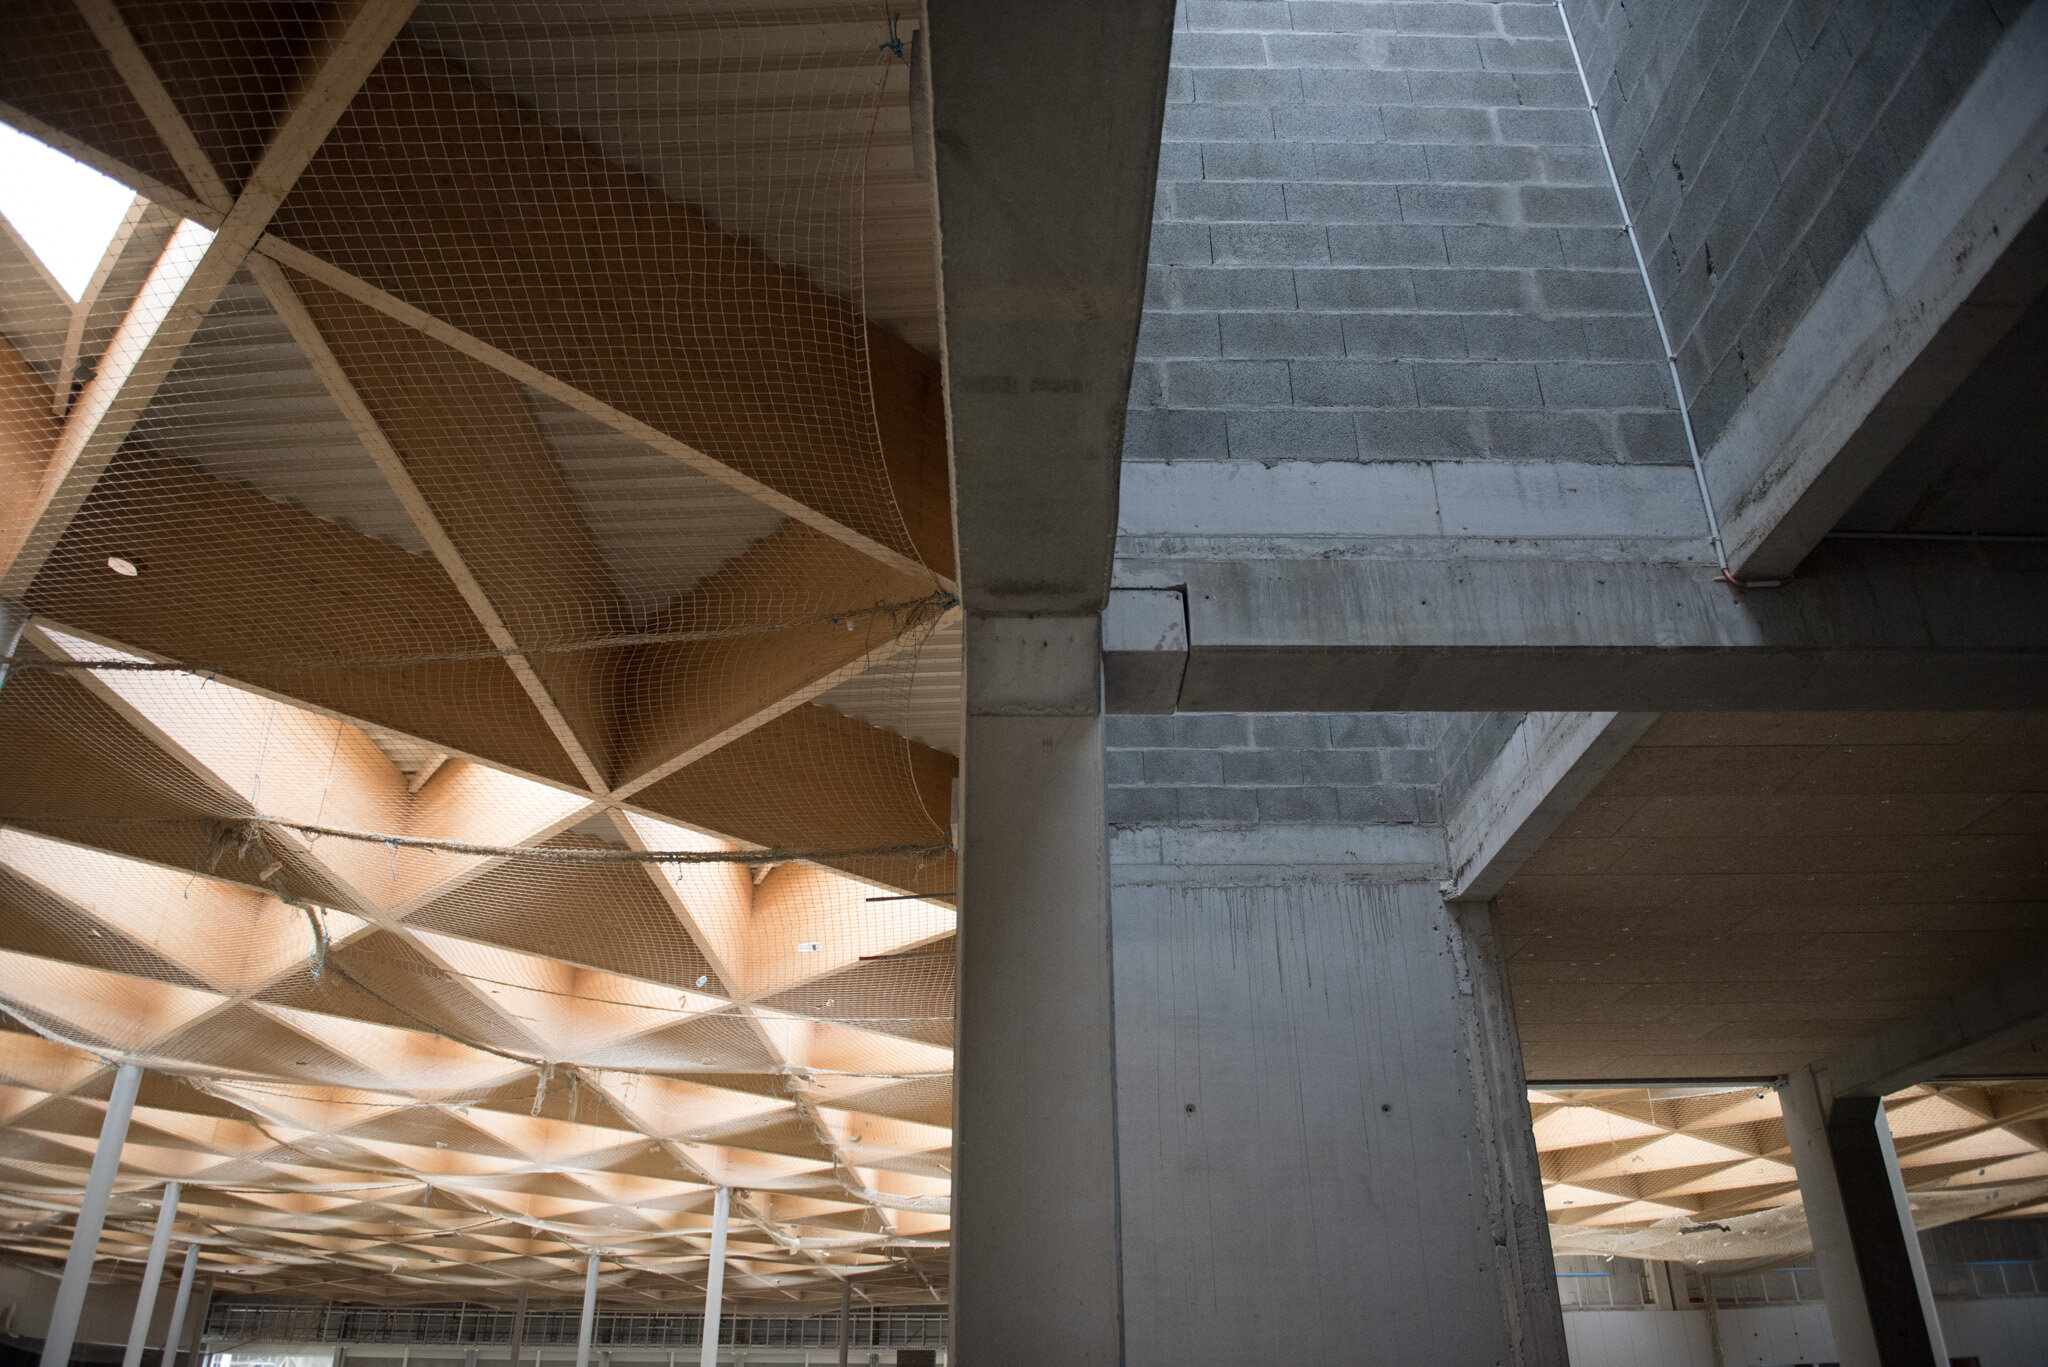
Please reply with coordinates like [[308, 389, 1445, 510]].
[[1820, 953, 2048, 1101], [1104, 540, 2048, 711], [1110, 821, 1447, 883], [1443, 711, 1657, 902], [1119, 458, 1711, 545], [1710, 4, 2048, 579]]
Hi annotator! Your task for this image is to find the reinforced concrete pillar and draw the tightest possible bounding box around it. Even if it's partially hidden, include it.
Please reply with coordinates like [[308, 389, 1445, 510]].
[[834, 1282, 848, 1367], [43, 1061, 143, 1367], [159, 1245, 200, 1367], [1109, 846, 1565, 1365], [574, 1255, 599, 1367], [953, 614, 1119, 1365], [1781, 1067, 1949, 1367], [698, 1187, 729, 1367], [121, 1181, 183, 1367]]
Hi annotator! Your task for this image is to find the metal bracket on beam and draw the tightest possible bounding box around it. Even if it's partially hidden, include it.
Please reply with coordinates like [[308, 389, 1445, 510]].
[[1102, 588, 1186, 714]]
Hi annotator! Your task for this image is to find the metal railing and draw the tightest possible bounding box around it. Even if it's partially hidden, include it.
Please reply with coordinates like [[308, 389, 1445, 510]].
[[205, 1304, 948, 1350]]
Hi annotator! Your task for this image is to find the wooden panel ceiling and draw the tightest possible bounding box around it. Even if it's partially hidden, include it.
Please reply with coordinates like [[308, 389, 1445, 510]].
[[1500, 712, 2048, 1081]]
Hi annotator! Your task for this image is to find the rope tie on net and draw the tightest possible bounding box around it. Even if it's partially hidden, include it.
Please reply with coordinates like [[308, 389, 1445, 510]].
[[2, 814, 953, 867]]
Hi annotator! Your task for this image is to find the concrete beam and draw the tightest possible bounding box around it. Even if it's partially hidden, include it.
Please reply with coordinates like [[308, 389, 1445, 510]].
[[1442, 712, 1658, 902], [1710, 5, 2048, 582], [1102, 540, 2048, 712], [928, 0, 1176, 614], [1102, 588, 1186, 714], [1816, 953, 2048, 1101]]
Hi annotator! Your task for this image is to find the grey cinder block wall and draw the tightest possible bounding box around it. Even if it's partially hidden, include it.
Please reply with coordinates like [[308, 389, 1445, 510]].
[[1562, 0, 2033, 448], [1129, 0, 1690, 468], [1105, 710, 1523, 830]]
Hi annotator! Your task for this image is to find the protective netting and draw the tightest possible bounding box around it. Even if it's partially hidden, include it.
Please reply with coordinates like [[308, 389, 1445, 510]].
[[1534, 1083, 2048, 1265], [0, 0, 953, 1308]]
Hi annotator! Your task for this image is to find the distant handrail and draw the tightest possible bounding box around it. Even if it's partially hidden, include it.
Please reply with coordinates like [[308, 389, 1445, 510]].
[[204, 1302, 950, 1350]]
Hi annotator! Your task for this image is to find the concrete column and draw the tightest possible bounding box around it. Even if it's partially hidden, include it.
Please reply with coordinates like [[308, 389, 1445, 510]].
[[0, 597, 26, 696], [121, 1181, 183, 1367], [43, 1061, 143, 1367], [833, 1283, 848, 1367], [573, 1255, 599, 1367], [953, 615, 1119, 1365], [507, 1290, 527, 1367], [1110, 846, 1566, 1365], [1451, 902, 1571, 1363], [1781, 1067, 1949, 1367], [159, 1245, 200, 1367], [697, 1187, 729, 1367]]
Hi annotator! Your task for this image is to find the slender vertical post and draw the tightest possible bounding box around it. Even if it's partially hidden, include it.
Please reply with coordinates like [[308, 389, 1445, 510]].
[[43, 1062, 144, 1367], [1701, 1274, 1722, 1365], [573, 1256, 599, 1367], [159, 1245, 200, 1367], [121, 1181, 183, 1367], [697, 1188, 730, 1367], [834, 1283, 848, 1367], [181, 1274, 213, 1367], [0, 597, 26, 695], [506, 1290, 527, 1367]]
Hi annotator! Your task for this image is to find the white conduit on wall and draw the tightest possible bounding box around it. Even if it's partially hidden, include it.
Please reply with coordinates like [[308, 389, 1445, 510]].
[[1554, 0, 1737, 580]]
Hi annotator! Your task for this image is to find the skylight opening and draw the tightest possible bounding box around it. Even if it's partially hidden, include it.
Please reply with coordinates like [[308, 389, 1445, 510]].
[[0, 123, 137, 301]]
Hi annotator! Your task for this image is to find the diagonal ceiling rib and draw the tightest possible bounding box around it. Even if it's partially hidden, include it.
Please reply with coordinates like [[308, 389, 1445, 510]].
[[0, 6, 955, 588], [0, 0, 422, 599], [0, 0, 959, 1309]]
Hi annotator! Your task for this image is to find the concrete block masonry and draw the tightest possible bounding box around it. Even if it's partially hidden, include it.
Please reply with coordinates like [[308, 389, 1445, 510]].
[[1563, 0, 2023, 452], [1129, 0, 1692, 470]]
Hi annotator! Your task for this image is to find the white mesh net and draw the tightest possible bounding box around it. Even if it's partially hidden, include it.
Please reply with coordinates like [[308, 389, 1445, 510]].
[[0, 0, 954, 1308], [1535, 1082, 2048, 1266]]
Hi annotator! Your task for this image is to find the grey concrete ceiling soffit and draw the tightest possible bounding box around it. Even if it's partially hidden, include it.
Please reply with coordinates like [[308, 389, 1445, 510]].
[[928, 0, 1177, 614]]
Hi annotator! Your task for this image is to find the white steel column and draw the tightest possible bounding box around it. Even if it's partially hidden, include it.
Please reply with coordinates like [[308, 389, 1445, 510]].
[[573, 1255, 599, 1367], [181, 1274, 214, 1367], [120, 1181, 183, 1367], [158, 1247, 200, 1367], [507, 1289, 528, 1367], [698, 1187, 730, 1367], [0, 596, 25, 694], [42, 1061, 143, 1367]]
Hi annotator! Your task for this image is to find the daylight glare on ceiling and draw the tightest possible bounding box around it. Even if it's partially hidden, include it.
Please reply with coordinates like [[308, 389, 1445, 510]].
[[0, 123, 136, 301]]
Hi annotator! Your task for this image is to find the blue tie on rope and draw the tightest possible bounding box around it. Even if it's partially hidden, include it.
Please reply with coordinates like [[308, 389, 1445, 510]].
[[880, 11, 905, 59]]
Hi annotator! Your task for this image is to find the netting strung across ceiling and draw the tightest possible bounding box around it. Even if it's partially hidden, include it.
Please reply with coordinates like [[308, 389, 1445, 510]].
[[0, 0, 956, 1308], [1534, 1083, 2048, 1266]]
